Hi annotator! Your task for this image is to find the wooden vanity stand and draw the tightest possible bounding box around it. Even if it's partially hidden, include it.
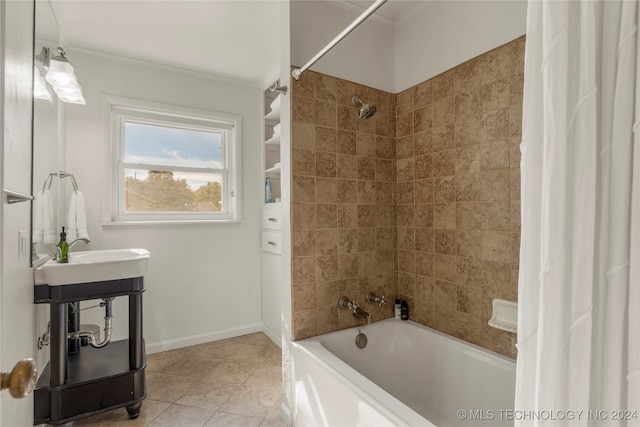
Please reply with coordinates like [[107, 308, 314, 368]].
[[33, 277, 146, 425]]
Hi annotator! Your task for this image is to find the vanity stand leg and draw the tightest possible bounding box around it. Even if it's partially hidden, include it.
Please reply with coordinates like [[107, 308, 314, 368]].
[[129, 293, 143, 369], [126, 402, 142, 419], [50, 303, 68, 386], [127, 291, 144, 419]]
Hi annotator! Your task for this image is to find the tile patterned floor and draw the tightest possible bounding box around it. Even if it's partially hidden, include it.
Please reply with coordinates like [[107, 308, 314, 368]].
[[74, 333, 286, 427]]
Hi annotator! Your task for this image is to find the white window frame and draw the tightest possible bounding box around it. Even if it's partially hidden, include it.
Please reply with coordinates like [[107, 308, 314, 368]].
[[103, 96, 241, 224]]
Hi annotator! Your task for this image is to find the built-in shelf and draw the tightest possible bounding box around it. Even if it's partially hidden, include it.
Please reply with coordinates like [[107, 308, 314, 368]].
[[264, 106, 280, 120], [265, 102, 280, 121], [264, 84, 282, 203], [265, 134, 281, 149], [265, 165, 281, 179]]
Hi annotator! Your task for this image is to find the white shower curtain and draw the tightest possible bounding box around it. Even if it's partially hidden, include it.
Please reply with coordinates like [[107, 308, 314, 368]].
[[516, 0, 640, 426]]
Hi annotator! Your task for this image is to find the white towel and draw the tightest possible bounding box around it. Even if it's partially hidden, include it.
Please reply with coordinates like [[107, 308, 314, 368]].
[[67, 191, 91, 242], [33, 190, 55, 244], [272, 123, 281, 138]]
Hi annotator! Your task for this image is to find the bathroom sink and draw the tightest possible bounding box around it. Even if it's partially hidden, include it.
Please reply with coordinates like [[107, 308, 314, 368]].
[[34, 249, 150, 286]]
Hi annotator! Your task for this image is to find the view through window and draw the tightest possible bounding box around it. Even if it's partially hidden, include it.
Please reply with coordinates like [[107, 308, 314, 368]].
[[123, 122, 225, 213], [110, 100, 239, 222]]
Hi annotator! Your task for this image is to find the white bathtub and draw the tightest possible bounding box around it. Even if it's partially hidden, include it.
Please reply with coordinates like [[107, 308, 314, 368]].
[[291, 318, 515, 427]]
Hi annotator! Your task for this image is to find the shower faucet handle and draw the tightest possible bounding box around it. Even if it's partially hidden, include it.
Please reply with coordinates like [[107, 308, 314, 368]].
[[366, 292, 386, 307], [338, 296, 359, 310]]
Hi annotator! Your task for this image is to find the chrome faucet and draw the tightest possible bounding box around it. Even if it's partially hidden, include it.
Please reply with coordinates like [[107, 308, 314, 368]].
[[338, 296, 372, 324], [47, 237, 91, 261], [69, 237, 91, 249], [366, 292, 386, 307]]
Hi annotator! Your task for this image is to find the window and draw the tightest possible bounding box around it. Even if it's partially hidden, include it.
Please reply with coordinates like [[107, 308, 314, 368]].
[[107, 98, 241, 223]]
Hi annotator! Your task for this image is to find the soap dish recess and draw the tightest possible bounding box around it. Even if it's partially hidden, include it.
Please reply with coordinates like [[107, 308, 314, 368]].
[[488, 298, 517, 333]]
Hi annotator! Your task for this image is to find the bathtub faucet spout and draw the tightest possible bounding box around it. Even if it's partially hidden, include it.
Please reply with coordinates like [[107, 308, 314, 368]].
[[338, 297, 372, 324], [354, 306, 373, 324]]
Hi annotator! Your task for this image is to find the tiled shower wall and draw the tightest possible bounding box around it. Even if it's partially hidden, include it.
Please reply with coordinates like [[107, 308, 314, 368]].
[[290, 36, 524, 358], [395, 36, 524, 358], [290, 72, 398, 339]]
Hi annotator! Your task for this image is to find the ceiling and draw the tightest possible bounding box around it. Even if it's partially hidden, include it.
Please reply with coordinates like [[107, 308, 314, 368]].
[[339, 0, 428, 25], [41, 0, 426, 85]]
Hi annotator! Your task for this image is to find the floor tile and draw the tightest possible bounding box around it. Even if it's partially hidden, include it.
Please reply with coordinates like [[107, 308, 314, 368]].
[[145, 370, 193, 403], [218, 384, 281, 419], [73, 399, 171, 426], [204, 411, 263, 427], [75, 333, 285, 426], [175, 380, 237, 411], [147, 403, 214, 427]]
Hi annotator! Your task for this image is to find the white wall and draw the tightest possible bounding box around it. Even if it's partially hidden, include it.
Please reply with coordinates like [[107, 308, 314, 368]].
[[64, 52, 264, 353], [290, 0, 527, 94], [290, 0, 396, 93], [394, 0, 528, 92], [1, 0, 37, 425]]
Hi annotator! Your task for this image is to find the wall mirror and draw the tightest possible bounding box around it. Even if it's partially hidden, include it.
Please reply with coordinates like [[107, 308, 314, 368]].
[[32, 0, 63, 265]]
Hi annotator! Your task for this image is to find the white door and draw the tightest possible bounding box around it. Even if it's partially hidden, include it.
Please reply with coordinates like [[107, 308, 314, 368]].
[[1, 0, 38, 424]]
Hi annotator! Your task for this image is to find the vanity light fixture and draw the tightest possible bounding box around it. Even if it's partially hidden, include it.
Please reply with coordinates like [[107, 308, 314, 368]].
[[37, 46, 86, 105], [33, 67, 51, 101]]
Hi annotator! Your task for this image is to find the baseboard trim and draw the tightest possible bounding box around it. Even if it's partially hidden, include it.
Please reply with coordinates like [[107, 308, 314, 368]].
[[262, 325, 282, 348], [145, 323, 263, 354], [280, 402, 292, 426]]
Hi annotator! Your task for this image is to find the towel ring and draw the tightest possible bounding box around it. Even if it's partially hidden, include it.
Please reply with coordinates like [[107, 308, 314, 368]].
[[42, 171, 79, 193]]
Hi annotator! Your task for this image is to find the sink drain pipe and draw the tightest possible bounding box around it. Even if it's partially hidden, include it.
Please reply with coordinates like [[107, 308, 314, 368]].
[[73, 297, 113, 349]]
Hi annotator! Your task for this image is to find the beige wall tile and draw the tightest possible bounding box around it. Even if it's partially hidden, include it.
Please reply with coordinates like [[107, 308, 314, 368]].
[[375, 114, 396, 138], [292, 149, 315, 177], [414, 105, 433, 134], [338, 228, 358, 254], [292, 203, 316, 230], [337, 130, 357, 155], [414, 81, 432, 109], [376, 205, 396, 227], [316, 152, 337, 178], [293, 285, 316, 312], [316, 126, 337, 153], [292, 176, 315, 203], [375, 136, 396, 159], [397, 87, 415, 116], [337, 154, 357, 179], [292, 257, 317, 286], [292, 122, 316, 151], [338, 179, 357, 204], [316, 282, 339, 309], [337, 204, 358, 228], [337, 105, 357, 131], [316, 204, 337, 229], [290, 37, 523, 358], [316, 229, 338, 255], [396, 135, 414, 159], [292, 230, 316, 258], [315, 100, 336, 127], [315, 74, 337, 102], [375, 159, 395, 182], [292, 96, 315, 124]]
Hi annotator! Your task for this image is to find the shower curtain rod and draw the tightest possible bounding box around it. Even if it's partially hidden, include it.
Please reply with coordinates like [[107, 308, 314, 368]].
[[291, 0, 388, 80]]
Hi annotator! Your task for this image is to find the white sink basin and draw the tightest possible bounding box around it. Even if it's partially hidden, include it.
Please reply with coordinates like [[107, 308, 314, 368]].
[[34, 248, 150, 286]]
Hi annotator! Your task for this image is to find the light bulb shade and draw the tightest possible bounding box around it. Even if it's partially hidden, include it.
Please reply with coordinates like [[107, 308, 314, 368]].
[[45, 56, 77, 87], [33, 67, 51, 100], [53, 82, 85, 104], [43, 50, 86, 105]]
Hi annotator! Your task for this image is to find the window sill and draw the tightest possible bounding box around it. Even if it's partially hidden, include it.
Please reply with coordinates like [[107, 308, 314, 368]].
[[101, 219, 241, 227]]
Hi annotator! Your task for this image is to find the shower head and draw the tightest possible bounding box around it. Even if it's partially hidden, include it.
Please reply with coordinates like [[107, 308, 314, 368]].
[[352, 96, 377, 119]]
